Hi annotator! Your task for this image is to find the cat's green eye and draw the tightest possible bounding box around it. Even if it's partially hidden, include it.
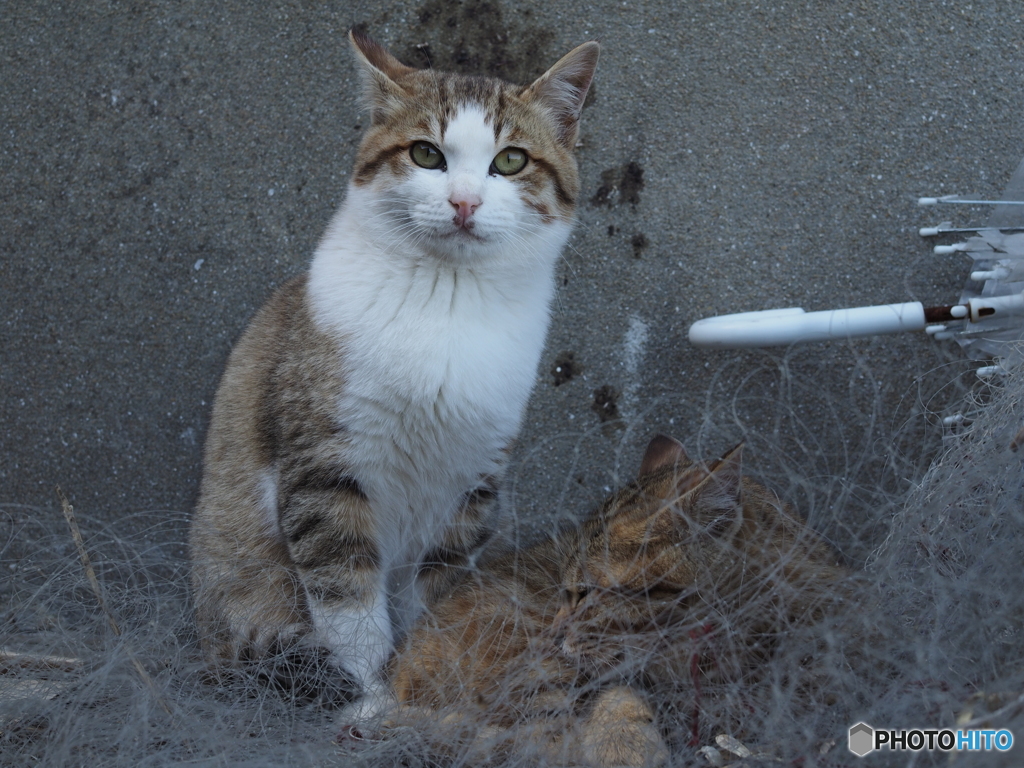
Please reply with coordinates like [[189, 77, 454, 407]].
[[410, 141, 445, 170], [491, 148, 528, 176]]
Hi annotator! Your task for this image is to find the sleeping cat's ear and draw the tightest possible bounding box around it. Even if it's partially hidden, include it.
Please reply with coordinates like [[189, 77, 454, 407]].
[[348, 29, 417, 124], [638, 434, 690, 477], [689, 443, 744, 536], [523, 42, 600, 149]]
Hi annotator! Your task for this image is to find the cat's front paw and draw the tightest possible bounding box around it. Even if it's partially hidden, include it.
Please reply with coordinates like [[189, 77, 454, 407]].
[[583, 687, 670, 768], [335, 678, 397, 741], [334, 722, 383, 749], [251, 640, 360, 708]]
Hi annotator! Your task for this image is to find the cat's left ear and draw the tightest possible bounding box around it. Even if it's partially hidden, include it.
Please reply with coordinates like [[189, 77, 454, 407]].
[[349, 29, 417, 124], [523, 42, 600, 149]]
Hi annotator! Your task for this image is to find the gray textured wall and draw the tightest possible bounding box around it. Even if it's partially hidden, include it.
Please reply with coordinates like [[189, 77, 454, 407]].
[[4, 1, 1022, 555]]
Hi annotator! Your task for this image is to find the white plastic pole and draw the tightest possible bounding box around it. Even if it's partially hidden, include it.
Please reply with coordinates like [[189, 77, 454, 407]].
[[918, 197, 1024, 206], [688, 302, 927, 349]]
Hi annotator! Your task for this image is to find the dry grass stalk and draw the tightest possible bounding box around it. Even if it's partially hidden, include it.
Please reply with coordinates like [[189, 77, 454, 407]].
[[0, 650, 83, 674], [56, 487, 174, 718]]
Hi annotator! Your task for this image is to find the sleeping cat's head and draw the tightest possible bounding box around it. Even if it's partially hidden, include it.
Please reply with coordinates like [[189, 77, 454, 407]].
[[553, 436, 740, 670], [346, 30, 598, 264], [555, 435, 846, 674]]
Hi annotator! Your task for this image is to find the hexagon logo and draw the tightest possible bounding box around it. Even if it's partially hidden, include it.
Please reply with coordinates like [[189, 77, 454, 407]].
[[849, 722, 875, 757]]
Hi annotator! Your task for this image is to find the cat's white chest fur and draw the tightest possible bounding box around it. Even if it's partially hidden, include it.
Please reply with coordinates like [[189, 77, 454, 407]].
[[307, 179, 569, 561]]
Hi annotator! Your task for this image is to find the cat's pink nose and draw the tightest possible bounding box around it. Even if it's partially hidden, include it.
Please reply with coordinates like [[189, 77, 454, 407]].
[[450, 193, 482, 229]]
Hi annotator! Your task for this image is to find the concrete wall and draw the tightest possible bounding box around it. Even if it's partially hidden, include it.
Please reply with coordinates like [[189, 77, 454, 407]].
[[4, 1, 1022, 552]]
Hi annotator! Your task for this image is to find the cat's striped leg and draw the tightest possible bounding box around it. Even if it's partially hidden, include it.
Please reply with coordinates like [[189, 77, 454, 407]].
[[191, 475, 359, 704], [416, 475, 502, 608], [277, 466, 394, 720]]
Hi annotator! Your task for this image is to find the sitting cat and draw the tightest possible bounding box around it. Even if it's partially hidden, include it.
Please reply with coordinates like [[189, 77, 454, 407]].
[[189, 29, 599, 721], [385, 435, 853, 764]]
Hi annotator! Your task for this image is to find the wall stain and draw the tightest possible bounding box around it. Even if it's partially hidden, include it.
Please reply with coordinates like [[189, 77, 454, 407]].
[[591, 385, 621, 423], [551, 351, 579, 387], [631, 232, 649, 258], [396, 0, 556, 84], [590, 161, 644, 208]]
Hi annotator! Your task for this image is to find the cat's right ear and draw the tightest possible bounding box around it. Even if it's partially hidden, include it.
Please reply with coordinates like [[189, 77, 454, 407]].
[[689, 444, 744, 536], [638, 434, 690, 477], [349, 29, 416, 124]]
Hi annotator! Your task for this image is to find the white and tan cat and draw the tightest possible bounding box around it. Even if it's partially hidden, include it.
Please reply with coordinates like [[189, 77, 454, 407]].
[[189, 29, 599, 722]]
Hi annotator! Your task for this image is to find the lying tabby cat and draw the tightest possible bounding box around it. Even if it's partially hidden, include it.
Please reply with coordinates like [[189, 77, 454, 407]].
[[556, 436, 855, 749], [384, 435, 852, 765]]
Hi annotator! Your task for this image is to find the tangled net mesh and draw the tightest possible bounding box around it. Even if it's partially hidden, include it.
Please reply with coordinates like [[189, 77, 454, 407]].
[[3, 353, 1023, 767]]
